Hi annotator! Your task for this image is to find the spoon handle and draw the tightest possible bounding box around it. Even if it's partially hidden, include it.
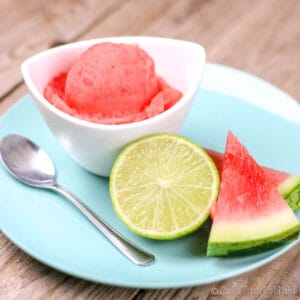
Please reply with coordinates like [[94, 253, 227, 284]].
[[52, 184, 155, 266]]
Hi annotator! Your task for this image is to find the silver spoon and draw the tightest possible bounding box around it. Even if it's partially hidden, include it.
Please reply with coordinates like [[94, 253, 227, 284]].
[[0, 134, 155, 266]]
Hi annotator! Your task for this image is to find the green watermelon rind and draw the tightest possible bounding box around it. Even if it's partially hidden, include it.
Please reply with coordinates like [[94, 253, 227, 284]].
[[279, 177, 300, 211], [207, 222, 300, 256]]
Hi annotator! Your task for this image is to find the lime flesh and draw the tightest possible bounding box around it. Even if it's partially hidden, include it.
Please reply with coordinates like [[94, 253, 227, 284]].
[[109, 133, 220, 239]]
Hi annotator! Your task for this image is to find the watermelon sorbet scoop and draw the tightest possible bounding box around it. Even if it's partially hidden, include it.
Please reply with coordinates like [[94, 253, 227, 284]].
[[44, 42, 183, 124]]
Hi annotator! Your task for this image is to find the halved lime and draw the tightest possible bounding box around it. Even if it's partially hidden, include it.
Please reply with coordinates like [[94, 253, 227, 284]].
[[109, 133, 220, 239]]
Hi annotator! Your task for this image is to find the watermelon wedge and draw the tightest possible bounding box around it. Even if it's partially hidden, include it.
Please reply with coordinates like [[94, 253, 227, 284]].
[[207, 132, 300, 256], [206, 150, 300, 211]]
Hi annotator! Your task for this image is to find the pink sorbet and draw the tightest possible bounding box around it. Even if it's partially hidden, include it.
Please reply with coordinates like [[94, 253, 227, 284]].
[[44, 42, 182, 124]]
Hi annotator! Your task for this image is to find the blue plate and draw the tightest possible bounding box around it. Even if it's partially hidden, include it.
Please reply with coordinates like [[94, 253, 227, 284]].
[[0, 64, 299, 288]]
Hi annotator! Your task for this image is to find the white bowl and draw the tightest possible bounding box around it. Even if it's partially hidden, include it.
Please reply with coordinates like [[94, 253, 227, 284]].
[[21, 36, 206, 176]]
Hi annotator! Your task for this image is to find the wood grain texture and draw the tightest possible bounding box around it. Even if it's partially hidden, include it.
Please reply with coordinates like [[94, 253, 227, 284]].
[[0, 0, 124, 99], [0, 0, 299, 299]]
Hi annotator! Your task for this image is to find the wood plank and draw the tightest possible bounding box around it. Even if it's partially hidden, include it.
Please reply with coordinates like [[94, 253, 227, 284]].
[[41, 0, 126, 42], [0, 0, 124, 100], [206, 0, 300, 100], [80, 0, 176, 39], [0, 231, 139, 299], [0, 0, 54, 99], [141, 0, 300, 100], [141, 0, 254, 40]]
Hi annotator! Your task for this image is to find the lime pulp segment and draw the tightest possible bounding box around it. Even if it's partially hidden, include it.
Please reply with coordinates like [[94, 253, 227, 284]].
[[109, 133, 220, 239]]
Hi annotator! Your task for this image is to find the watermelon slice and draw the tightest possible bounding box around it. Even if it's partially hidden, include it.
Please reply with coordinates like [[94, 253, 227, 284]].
[[207, 132, 300, 256], [206, 150, 300, 211]]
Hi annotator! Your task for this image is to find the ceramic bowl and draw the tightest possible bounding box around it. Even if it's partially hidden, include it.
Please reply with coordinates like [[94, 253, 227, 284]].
[[21, 36, 206, 176]]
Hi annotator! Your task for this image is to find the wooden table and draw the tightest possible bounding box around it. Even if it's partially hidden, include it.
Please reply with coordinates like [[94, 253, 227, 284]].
[[1, 0, 299, 298]]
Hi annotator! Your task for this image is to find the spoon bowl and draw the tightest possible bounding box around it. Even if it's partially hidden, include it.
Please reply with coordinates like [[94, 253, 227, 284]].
[[0, 134, 55, 187], [0, 134, 155, 266]]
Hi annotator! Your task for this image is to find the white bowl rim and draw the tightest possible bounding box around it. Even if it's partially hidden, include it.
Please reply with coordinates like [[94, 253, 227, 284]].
[[21, 36, 206, 131]]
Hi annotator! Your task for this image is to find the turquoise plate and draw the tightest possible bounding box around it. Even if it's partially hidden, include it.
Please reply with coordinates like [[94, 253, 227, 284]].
[[0, 64, 299, 288]]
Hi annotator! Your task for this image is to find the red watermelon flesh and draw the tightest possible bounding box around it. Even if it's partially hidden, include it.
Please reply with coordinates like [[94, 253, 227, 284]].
[[207, 149, 288, 185], [207, 132, 300, 256], [213, 133, 289, 221], [206, 149, 300, 212]]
